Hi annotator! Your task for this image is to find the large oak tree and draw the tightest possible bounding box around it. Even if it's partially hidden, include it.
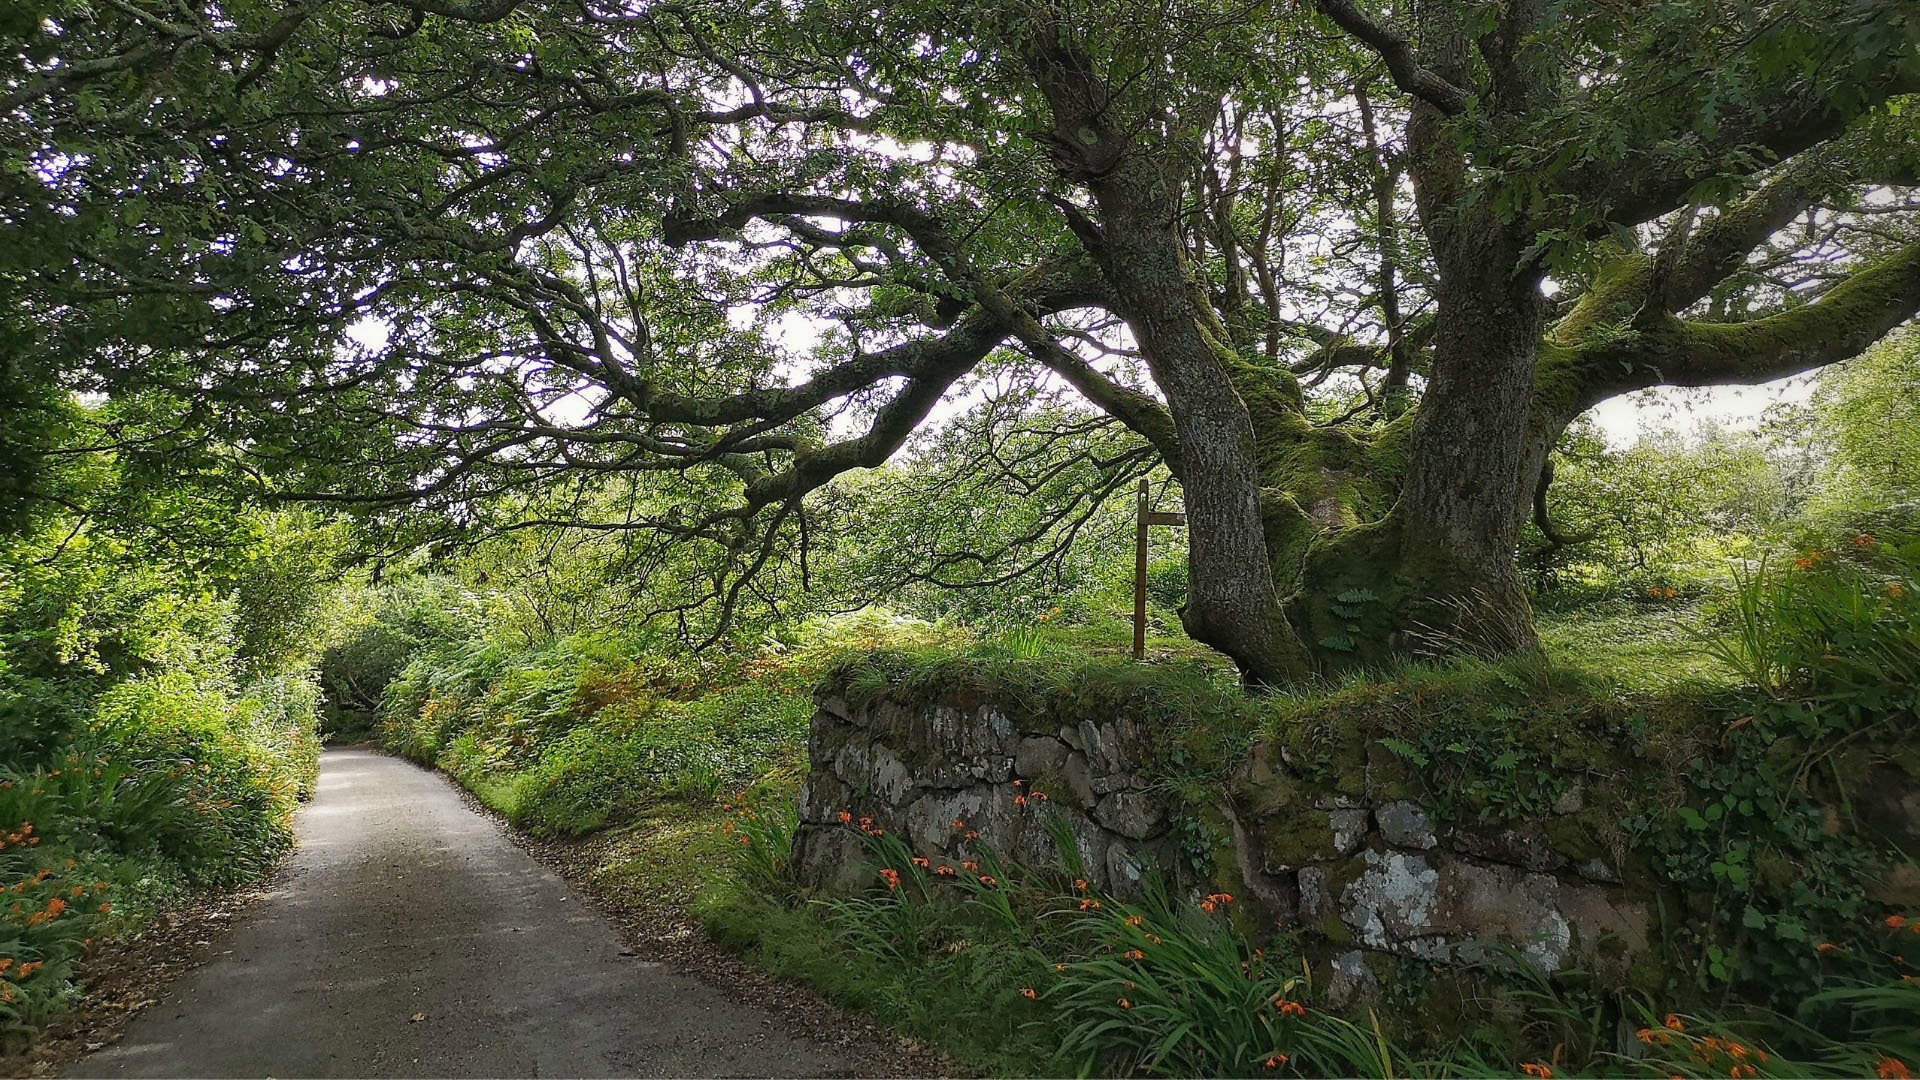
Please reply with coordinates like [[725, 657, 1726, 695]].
[[6, 0, 1918, 681]]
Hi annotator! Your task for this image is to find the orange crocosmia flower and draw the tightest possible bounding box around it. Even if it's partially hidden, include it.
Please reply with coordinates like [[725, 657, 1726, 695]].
[[1199, 901, 1216, 913], [962, 861, 980, 872], [1264, 1054, 1288, 1069], [935, 865, 956, 877], [1116, 997, 1131, 1009], [1012, 779, 1024, 788], [737, 834, 751, 845], [878, 868, 901, 890], [1879, 1057, 1912, 1080], [1665, 1014, 1687, 1032], [1125, 915, 1143, 927], [837, 811, 853, 824], [1520, 1064, 1553, 1079], [1054, 964, 1067, 973], [911, 857, 930, 869], [951, 819, 967, 829], [964, 829, 980, 840], [1123, 949, 1144, 960], [1073, 879, 1089, 892], [0, 959, 11, 973], [1013, 795, 1027, 807], [1146, 933, 1161, 944], [1636, 1029, 1656, 1046], [1891, 915, 1911, 930], [1019, 988, 1036, 999], [1815, 941, 1838, 953], [1274, 999, 1306, 1017], [1855, 534, 1877, 547], [97, 902, 111, 913], [978, 876, 998, 886]]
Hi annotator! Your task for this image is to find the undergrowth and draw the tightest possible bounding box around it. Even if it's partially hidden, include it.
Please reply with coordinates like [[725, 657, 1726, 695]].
[[0, 673, 320, 1037], [698, 808, 1920, 1079]]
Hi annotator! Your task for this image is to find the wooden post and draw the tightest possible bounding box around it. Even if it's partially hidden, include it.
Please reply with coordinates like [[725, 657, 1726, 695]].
[[1133, 479, 1188, 662], [1133, 478, 1150, 661]]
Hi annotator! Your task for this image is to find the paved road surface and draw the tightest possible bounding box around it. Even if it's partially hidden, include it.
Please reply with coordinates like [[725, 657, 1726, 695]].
[[72, 748, 857, 1078]]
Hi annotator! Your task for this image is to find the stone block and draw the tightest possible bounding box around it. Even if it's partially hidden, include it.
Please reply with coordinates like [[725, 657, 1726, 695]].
[[1375, 800, 1436, 850], [1257, 806, 1343, 868], [1576, 857, 1622, 884], [791, 825, 872, 894], [1451, 822, 1564, 872], [1095, 791, 1164, 840], [1325, 950, 1378, 1008], [1329, 809, 1369, 855], [1015, 736, 1069, 780], [1553, 782, 1586, 815], [1106, 844, 1146, 895], [1061, 751, 1095, 807]]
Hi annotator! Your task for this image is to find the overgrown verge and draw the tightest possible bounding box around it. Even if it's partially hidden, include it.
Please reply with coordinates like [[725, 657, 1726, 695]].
[[1, 449, 334, 1048], [0, 675, 321, 1041], [701, 808, 1918, 1078]]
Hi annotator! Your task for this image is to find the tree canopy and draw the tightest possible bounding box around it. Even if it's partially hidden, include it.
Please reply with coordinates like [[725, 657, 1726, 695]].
[[6, 0, 1918, 680]]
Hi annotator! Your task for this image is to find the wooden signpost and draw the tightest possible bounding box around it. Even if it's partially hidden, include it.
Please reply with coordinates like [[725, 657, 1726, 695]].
[[1133, 478, 1186, 661]]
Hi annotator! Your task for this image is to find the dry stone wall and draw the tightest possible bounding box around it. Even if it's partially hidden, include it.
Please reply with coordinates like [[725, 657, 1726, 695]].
[[792, 691, 1174, 896], [790, 684, 1656, 988]]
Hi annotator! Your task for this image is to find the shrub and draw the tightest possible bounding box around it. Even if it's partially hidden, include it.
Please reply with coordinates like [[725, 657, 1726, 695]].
[[0, 671, 320, 1037]]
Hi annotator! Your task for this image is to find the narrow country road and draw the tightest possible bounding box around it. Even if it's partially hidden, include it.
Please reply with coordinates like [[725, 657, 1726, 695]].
[[71, 749, 859, 1078]]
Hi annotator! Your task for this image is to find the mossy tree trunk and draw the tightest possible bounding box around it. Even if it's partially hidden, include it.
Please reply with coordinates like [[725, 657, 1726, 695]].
[[1018, 9, 1920, 684]]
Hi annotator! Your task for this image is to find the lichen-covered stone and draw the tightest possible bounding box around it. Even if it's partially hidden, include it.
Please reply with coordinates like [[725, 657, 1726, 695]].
[[1375, 801, 1437, 850], [1331, 848, 1651, 974], [1576, 857, 1622, 884], [1328, 809, 1369, 855], [1106, 844, 1146, 893], [1325, 949, 1378, 1007], [1298, 865, 1332, 921], [1342, 850, 1440, 952]]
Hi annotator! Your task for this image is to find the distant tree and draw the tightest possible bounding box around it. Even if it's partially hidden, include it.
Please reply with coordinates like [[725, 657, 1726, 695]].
[[7, 0, 1918, 680], [1812, 328, 1920, 508], [1526, 419, 1800, 586]]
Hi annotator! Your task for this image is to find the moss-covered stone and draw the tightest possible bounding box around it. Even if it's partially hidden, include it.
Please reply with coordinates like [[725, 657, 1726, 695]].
[[1258, 805, 1342, 867], [1544, 811, 1608, 865]]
